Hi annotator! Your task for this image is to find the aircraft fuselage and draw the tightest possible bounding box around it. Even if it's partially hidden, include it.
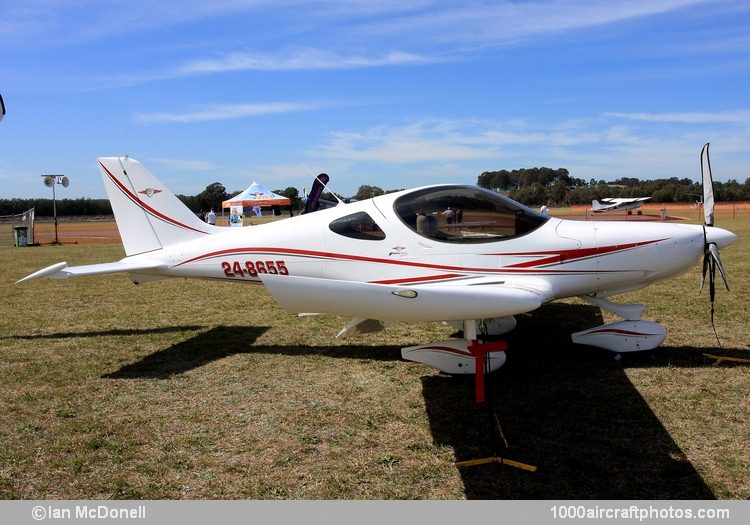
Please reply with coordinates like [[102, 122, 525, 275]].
[[126, 187, 733, 307]]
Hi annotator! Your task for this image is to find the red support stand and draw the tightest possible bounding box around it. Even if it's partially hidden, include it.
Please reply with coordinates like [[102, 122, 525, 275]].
[[467, 339, 508, 404]]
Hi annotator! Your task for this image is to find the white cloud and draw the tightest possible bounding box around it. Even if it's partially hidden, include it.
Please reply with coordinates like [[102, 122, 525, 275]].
[[605, 111, 750, 124], [348, 0, 717, 46], [177, 49, 435, 75], [7, 1, 723, 71], [318, 121, 502, 164], [310, 113, 750, 185], [148, 158, 218, 171], [316, 118, 613, 165], [134, 101, 333, 123]]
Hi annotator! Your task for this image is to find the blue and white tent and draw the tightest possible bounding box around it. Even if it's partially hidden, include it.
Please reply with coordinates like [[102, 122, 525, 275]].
[[221, 182, 291, 210]]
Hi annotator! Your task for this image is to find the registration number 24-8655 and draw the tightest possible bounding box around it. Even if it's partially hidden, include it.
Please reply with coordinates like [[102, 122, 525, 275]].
[[221, 260, 289, 278]]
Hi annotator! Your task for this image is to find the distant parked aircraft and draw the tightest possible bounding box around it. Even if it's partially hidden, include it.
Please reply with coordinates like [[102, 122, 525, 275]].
[[591, 196, 651, 213]]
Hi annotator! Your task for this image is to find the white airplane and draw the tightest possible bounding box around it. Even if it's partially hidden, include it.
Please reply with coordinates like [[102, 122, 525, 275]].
[[17, 145, 735, 401], [591, 196, 652, 213]]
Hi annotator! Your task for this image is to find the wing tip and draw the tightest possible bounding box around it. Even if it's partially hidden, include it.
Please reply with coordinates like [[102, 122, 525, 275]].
[[15, 262, 69, 284]]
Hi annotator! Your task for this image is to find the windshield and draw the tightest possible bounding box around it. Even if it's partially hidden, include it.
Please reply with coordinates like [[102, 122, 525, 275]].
[[393, 186, 549, 243]]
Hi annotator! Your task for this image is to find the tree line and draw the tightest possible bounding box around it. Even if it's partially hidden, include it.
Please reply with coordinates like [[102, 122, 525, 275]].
[[3, 168, 749, 217], [477, 167, 750, 206], [0, 183, 305, 218], [0, 197, 113, 217]]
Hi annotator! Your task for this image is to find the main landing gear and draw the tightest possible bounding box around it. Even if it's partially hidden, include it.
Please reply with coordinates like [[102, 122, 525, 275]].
[[402, 319, 537, 473]]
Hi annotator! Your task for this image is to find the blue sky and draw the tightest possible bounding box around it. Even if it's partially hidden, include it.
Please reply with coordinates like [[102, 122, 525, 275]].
[[1, 0, 749, 199]]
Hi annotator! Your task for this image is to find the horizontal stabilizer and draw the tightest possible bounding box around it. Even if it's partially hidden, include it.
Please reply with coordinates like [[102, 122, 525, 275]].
[[16, 260, 167, 284], [259, 274, 544, 322]]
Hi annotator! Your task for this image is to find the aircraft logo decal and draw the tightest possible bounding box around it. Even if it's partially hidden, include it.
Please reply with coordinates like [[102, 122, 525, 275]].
[[138, 187, 163, 198]]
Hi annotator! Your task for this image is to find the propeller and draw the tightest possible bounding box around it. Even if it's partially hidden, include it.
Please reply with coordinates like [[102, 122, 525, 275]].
[[698, 143, 730, 336]]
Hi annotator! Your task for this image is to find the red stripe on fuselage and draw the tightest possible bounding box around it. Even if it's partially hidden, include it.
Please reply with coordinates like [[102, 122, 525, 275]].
[[174, 242, 662, 276], [370, 273, 466, 285], [499, 240, 666, 268], [585, 328, 660, 337]]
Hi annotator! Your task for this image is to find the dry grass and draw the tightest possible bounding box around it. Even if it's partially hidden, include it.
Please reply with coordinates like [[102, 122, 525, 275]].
[[0, 214, 748, 500]]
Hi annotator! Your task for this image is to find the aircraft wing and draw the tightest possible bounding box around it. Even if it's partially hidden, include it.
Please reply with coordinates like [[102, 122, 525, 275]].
[[593, 196, 651, 212], [592, 200, 618, 211], [603, 197, 652, 204], [16, 260, 167, 284], [259, 274, 550, 322]]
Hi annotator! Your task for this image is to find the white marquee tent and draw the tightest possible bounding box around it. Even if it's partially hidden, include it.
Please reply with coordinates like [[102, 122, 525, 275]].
[[221, 182, 291, 210]]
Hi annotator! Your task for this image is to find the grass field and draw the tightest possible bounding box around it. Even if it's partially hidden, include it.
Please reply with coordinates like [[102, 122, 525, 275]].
[[0, 214, 748, 499]]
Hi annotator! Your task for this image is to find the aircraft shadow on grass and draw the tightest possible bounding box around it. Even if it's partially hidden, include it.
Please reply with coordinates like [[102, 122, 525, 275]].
[[100, 303, 744, 499], [421, 303, 721, 499], [1, 325, 207, 341]]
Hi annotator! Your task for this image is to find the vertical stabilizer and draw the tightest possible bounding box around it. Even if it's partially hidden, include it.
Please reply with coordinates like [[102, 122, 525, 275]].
[[98, 157, 216, 256]]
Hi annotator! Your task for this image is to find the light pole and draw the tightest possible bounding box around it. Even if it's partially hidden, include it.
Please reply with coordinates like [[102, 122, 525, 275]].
[[42, 174, 69, 244]]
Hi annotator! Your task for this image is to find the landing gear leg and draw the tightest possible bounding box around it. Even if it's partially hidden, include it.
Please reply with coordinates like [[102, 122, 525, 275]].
[[454, 321, 537, 472]]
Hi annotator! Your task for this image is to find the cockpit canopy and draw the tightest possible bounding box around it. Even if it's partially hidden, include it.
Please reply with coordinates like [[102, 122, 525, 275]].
[[394, 185, 549, 243]]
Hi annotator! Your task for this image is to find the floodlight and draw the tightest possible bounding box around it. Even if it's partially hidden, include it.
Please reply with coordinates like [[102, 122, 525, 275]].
[[40, 174, 69, 244]]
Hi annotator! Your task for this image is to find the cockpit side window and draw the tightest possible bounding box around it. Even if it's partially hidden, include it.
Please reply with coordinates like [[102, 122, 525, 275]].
[[394, 186, 548, 243], [329, 211, 386, 240]]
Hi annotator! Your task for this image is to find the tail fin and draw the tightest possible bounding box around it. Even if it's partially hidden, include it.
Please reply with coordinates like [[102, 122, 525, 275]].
[[591, 199, 606, 211], [98, 157, 218, 256]]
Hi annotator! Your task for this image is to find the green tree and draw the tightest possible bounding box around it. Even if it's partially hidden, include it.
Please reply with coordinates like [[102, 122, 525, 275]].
[[354, 185, 384, 201], [274, 186, 304, 210], [196, 182, 229, 212]]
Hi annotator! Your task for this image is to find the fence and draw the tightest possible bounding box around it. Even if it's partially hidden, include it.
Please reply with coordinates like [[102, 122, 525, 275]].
[[1, 218, 121, 247]]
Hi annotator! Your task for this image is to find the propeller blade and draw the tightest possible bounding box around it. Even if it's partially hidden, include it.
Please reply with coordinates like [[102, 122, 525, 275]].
[[708, 243, 729, 291], [701, 143, 715, 227], [700, 243, 729, 337], [700, 247, 709, 292], [699, 248, 718, 326], [698, 143, 733, 346]]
